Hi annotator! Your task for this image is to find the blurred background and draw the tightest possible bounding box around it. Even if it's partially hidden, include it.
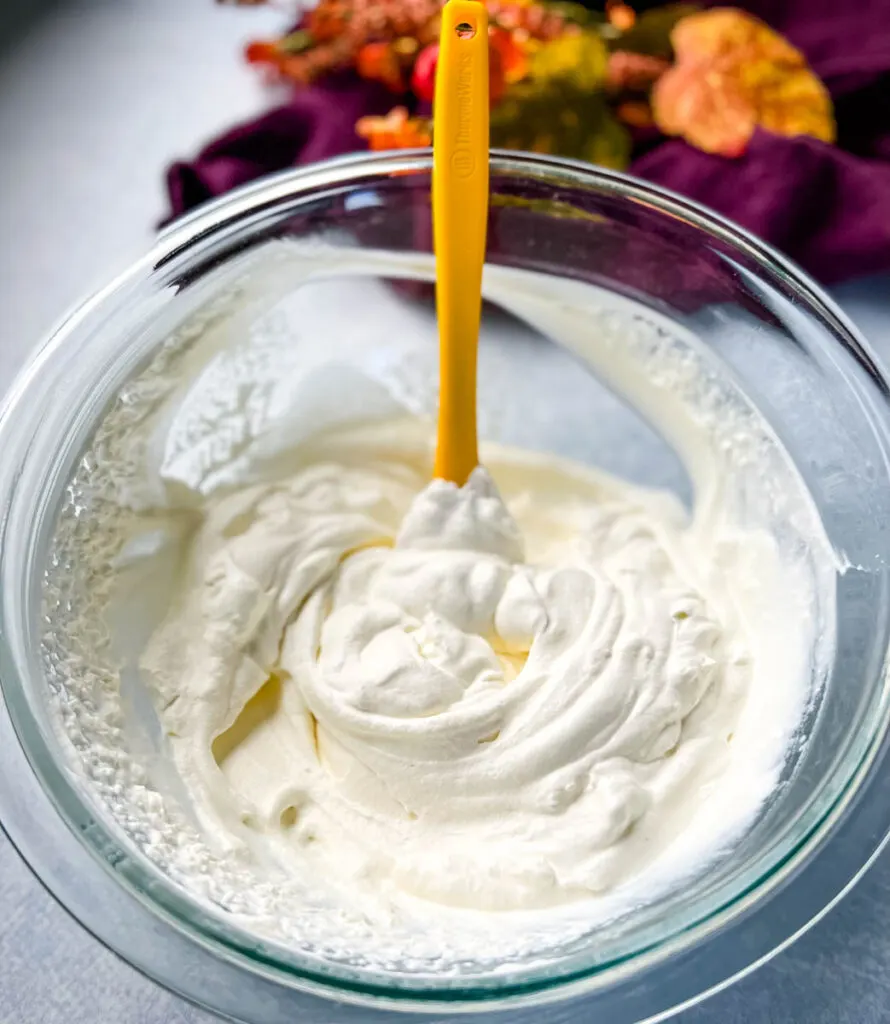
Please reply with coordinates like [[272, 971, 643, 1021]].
[[1, 2, 889, 1022]]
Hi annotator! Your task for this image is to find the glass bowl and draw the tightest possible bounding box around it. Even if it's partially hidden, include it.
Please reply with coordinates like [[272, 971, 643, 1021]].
[[2, 151, 890, 1024]]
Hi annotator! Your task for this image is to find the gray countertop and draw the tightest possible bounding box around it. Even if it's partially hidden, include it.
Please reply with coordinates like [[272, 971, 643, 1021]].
[[2, 2, 890, 1021]]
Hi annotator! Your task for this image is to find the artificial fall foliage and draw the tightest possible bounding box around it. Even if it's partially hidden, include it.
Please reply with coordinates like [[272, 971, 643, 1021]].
[[245, 0, 576, 86], [230, 1, 836, 165], [490, 32, 630, 167], [652, 9, 835, 156]]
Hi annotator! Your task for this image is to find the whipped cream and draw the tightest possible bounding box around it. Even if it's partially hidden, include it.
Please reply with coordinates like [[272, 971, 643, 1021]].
[[142, 417, 761, 912]]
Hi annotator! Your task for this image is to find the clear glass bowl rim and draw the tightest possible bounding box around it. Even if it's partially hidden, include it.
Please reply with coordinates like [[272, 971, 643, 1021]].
[[1, 150, 890, 1022]]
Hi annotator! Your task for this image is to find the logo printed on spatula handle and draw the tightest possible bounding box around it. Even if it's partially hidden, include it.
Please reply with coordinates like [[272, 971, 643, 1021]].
[[433, 1, 490, 486]]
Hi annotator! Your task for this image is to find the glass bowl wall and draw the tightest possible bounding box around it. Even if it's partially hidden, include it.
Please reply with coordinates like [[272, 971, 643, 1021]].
[[1, 152, 890, 1023]]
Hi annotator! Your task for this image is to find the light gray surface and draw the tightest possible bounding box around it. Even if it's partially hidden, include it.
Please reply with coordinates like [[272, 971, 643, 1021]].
[[2, 2, 890, 1022]]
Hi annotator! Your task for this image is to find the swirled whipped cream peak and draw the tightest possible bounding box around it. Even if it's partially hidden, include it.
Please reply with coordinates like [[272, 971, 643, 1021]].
[[140, 418, 768, 913]]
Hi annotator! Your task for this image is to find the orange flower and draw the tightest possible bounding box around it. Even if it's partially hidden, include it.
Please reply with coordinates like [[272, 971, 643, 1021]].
[[244, 40, 281, 65], [356, 107, 432, 151], [606, 1, 636, 32], [306, 0, 351, 43], [652, 8, 835, 157], [356, 41, 405, 92], [489, 25, 529, 86]]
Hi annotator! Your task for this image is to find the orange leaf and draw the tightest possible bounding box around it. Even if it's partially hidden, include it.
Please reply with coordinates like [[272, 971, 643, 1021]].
[[670, 8, 801, 66], [654, 62, 754, 156], [652, 7, 835, 157], [736, 55, 834, 143]]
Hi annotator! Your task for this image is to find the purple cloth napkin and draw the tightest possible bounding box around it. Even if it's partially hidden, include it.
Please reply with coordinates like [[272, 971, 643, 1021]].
[[634, 130, 890, 283], [167, 2, 890, 284], [167, 74, 394, 215]]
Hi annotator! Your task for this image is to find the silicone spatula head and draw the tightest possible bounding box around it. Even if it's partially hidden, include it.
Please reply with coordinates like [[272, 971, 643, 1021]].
[[432, 0, 490, 486]]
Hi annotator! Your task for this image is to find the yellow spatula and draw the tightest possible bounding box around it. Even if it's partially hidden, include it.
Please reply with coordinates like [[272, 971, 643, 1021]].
[[432, 0, 490, 486]]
